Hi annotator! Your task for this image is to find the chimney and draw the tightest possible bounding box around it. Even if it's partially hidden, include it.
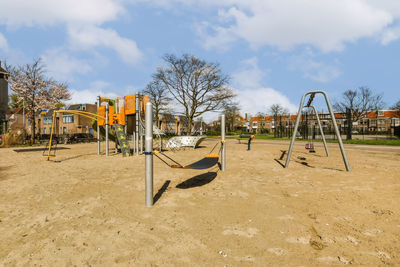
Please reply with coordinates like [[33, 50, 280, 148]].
[[245, 113, 248, 120]]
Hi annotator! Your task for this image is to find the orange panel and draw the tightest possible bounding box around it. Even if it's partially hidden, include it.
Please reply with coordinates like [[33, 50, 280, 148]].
[[109, 106, 114, 125], [97, 106, 106, 126], [125, 94, 136, 115]]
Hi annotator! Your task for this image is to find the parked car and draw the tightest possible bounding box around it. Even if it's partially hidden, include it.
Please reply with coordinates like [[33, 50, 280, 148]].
[[64, 133, 96, 144]]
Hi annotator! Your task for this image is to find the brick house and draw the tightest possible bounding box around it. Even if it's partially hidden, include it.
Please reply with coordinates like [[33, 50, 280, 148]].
[[157, 113, 188, 135], [32, 104, 97, 136], [356, 110, 400, 132]]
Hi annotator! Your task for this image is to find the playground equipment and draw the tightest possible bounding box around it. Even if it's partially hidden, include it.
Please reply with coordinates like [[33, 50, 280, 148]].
[[165, 136, 206, 149], [145, 102, 226, 206], [97, 94, 149, 156], [284, 91, 350, 171], [96, 94, 165, 156], [303, 105, 328, 154], [44, 109, 107, 160]]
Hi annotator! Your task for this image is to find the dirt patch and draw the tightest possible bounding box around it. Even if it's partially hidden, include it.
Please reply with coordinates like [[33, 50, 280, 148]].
[[0, 140, 399, 266]]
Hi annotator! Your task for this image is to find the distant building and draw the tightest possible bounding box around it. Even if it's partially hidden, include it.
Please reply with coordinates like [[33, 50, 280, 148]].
[[34, 104, 97, 136], [157, 113, 188, 135]]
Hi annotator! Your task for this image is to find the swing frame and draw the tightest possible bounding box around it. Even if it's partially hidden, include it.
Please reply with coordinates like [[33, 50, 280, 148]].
[[284, 90, 350, 171]]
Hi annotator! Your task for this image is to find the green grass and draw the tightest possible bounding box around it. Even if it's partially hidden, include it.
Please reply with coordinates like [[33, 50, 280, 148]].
[[223, 135, 400, 146]]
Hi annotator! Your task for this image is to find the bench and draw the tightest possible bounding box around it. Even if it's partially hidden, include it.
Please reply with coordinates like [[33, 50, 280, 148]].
[[237, 134, 251, 144]]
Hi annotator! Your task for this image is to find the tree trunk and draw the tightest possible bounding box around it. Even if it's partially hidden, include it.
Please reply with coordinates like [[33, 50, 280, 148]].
[[31, 113, 35, 144], [186, 117, 193, 136], [346, 108, 352, 140]]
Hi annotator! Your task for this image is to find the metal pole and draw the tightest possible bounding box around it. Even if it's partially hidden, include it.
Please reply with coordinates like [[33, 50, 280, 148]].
[[132, 132, 135, 155], [285, 94, 306, 168], [310, 105, 329, 157], [139, 96, 143, 154], [321, 92, 350, 171], [135, 95, 139, 156], [105, 103, 109, 156], [221, 114, 226, 171], [97, 96, 100, 155], [145, 102, 153, 207]]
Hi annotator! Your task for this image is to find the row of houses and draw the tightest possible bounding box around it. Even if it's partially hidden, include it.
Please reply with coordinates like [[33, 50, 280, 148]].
[[7, 104, 195, 137], [8, 102, 400, 137], [217, 110, 400, 134]]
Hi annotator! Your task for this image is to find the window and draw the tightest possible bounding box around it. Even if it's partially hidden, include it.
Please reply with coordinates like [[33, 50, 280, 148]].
[[392, 118, 400, 126], [43, 116, 53, 125], [378, 119, 385, 125], [62, 114, 74, 123], [378, 110, 384, 117]]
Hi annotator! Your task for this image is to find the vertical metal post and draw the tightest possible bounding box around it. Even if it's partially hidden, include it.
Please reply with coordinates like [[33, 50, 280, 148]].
[[132, 132, 135, 155], [221, 114, 226, 171], [310, 105, 329, 157], [145, 102, 153, 207], [105, 103, 109, 156], [135, 95, 139, 156], [139, 96, 143, 154], [97, 96, 100, 155], [322, 92, 351, 171], [284, 94, 306, 168]]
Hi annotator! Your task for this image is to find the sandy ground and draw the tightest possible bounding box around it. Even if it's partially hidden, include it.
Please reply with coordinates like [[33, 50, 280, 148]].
[[0, 139, 399, 266]]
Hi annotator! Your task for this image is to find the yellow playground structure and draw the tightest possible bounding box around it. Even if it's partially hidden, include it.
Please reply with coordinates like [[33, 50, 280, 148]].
[[44, 94, 151, 160]]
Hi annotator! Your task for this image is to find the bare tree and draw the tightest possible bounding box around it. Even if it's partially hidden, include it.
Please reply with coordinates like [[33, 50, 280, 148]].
[[154, 54, 235, 135], [6, 59, 70, 143], [269, 104, 288, 137], [141, 79, 172, 127], [334, 86, 384, 139], [223, 101, 240, 132], [391, 100, 400, 111]]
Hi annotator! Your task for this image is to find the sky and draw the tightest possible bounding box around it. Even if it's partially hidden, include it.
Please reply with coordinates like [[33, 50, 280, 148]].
[[1, 0, 400, 122]]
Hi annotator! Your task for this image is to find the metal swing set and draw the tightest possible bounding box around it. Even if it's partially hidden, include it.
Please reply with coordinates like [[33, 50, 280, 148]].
[[284, 90, 350, 172]]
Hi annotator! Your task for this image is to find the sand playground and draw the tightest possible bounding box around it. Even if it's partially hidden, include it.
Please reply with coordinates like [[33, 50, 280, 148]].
[[0, 139, 400, 266]]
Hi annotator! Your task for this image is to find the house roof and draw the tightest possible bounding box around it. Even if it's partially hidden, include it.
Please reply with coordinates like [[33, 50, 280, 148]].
[[8, 107, 23, 115], [250, 116, 261, 122], [234, 114, 247, 121], [360, 110, 400, 119], [0, 64, 7, 75]]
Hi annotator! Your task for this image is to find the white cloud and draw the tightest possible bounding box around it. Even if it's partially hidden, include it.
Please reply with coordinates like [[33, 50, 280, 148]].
[[0, 0, 142, 65], [193, 0, 396, 52], [0, 32, 8, 51], [67, 81, 118, 105], [231, 57, 265, 88], [380, 25, 400, 45], [236, 87, 297, 115], [41, 48, 92, 81], [231, 57, 296, 114], [68, 26, 142, 64], [0, 0, 123, 27], [288, 48, 342, 83]]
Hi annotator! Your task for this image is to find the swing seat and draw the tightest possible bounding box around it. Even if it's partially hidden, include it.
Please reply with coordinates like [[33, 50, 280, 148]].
[[171, 154, 219, 170], [305, 143, 314, 149]]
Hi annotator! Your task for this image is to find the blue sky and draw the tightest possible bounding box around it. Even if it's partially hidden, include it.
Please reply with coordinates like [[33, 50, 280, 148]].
[[1, 0, 399, 121]]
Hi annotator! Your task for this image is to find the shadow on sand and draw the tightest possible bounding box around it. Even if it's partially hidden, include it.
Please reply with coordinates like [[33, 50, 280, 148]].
[[176, 172, 218, 189], [154, 180, 171, 204]]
